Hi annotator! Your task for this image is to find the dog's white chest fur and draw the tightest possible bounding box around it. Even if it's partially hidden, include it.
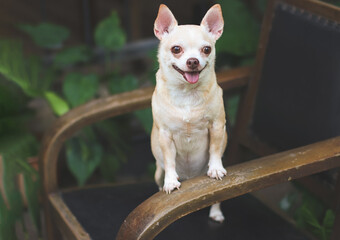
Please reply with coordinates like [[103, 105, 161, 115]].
[[154, 88, 212, 179]]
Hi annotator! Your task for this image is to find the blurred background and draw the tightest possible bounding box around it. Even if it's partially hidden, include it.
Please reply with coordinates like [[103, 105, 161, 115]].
[[0, 0, 339, 239]]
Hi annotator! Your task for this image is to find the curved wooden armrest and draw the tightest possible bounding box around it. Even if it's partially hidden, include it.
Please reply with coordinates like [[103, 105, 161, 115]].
[[117, 136, 340, 240], [40, 66, 252, 194]]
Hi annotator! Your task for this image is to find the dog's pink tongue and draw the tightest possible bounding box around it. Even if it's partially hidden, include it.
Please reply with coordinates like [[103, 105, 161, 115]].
[[184, 72, 199, 84]]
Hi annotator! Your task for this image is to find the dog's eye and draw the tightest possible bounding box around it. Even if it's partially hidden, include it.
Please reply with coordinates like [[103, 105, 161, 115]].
[[202, 46, 211, 55], [171, 46, 182, 54]]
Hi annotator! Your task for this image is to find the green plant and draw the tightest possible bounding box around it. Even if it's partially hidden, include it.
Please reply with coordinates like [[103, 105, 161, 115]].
[[18, 22, 70, 49], [217, 0, 260, 56], [0, 39, 70, 116], [280, 188, 335, 240], [225, 94, 240, 127], [216, 0, 262, 68], [54, 45, 92, 68], [295, 192, 335, 240], [94, 11, 126, 52], [95, 11, 126, 71], [0, 39, 52, 97], [63, 73, 99, 107], [0, 10, 136, 238], [296, 206, 334, 240], [59, 11, 133, 186], [66, 128, 103, 186], [0, 79, 41, 238], [13, 10, 135, 188], [0, 135, 40, 239], [94, 119, 130, 182], [132, 48, 158, 136]]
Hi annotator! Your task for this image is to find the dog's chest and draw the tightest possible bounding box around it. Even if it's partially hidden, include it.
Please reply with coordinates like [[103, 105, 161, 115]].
[[166, 105, 211, 134]]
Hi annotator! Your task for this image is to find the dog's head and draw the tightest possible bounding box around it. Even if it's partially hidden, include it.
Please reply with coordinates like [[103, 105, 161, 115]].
[[154, 4, 224, 85]]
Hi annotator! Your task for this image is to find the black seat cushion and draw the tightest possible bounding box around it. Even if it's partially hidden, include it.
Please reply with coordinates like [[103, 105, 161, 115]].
[[251, 2, 340, 151], [62, 182, 310, 240]]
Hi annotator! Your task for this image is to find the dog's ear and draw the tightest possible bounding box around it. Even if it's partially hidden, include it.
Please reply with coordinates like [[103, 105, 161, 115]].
[[201, 4, 224, 40], [154, 4, 178, 40]]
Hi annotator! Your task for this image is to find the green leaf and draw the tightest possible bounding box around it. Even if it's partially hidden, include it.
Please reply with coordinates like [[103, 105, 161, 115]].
[[295, 201, 333, 240], [0, 134, 38, 167], [66, 137, 103, 186], [94, 119, 129, 181], [0, 116, 29, 136], [0, 134, 39, 238], [23, 171, 41, 233], [0, 39, 53, 97], [0, 79, 31, 135], [295, 205, 310, 229], [239, 57, 255, 66], [1, 156, 24, 219], [323, 209, 335, 229], [0, 79, 26, 115], [225, 94, 240, 126], [134, 108, 153, 135], [54, 45, 92, 67], [108, 74, 138, 94], [94, 119, 130, 154], [148, 49, 158, 86], [147, 162, 156, 178], [298, 189, 326, 220], [99, 154, 120, 182], [94, 120, 121, 139], [94, 11, 126, 51], [0, 193, 17, 240], [44, 91, 70, 116], [322, 209, 335, 238], [63, 73, 99, 107], [18, 22, 70, 49], [216, 0, 260, 56], [301, 205, 322, 230]]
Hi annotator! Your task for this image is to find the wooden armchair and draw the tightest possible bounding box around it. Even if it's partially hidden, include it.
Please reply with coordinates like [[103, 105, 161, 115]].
[[40, 0, 340, 239]]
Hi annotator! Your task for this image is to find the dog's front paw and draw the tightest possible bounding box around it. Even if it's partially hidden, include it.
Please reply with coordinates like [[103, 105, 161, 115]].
[[163, 171, 181, 194], [207, 163, 227, 180], [163, 178, 181, 194]]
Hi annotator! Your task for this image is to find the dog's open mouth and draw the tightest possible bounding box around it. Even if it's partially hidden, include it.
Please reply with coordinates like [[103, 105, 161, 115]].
[[172, 65, 205, 84]]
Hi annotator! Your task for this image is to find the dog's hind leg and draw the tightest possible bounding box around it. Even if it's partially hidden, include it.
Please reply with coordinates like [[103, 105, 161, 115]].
[[209, 202, 225, 223]]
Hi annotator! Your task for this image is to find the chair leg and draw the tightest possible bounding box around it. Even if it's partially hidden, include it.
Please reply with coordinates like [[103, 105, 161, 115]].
[[331, 169, 340, 240], [44, 199, 61, 240]]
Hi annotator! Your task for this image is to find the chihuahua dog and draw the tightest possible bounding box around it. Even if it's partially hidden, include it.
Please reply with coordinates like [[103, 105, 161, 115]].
[[151, 4, 227, 222]]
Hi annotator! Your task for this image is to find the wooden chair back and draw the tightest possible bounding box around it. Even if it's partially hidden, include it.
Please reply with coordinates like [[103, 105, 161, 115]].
[[230, 0, 340, 158]]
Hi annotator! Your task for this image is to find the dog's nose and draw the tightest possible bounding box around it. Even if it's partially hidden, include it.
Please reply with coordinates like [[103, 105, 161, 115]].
[[186, 58, 199, 69]]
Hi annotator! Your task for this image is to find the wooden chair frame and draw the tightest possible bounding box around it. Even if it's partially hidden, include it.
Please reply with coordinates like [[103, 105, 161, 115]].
[[40, 0, 340, 239]]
